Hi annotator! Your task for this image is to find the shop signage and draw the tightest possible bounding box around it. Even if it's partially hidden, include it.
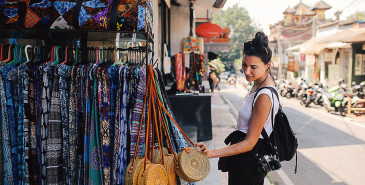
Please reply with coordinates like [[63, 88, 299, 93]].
[[196, 23, 223, 38]]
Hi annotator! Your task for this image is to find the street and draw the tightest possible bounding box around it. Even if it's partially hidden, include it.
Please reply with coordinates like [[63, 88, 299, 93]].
[[216, 81, 365, 185]]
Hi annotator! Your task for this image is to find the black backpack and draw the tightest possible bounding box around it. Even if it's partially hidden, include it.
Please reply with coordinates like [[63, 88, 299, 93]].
[[253, 86, 298, 173]]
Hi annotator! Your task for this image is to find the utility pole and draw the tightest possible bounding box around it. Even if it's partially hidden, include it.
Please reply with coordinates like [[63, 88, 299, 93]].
[[312, 15, 317, 38], [189, 0, 194, 37], [277, 25, 283, 80]]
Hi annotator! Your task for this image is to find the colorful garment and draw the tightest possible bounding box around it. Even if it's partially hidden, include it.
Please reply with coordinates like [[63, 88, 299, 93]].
[[89, 66, 102, 185], [58, 64, 71, 184], [130, 67, 146, 158], [0, 66, 14, 185], [50, 0, 76, 29], [40, 65, 53, 185], [100, 69, 112, 185], [17, 64, 27, 185], [47, 66, 62, 184], [117, 67, 128, 185], [23, 66, 31, 185], [28, 65, 39, 185], [2, 65, 19, 184], [68, 66, 78, 184], [79, 0, 112, 30]]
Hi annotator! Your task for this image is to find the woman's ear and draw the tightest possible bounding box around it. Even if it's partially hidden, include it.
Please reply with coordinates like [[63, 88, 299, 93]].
[[267, 61, 271, 70]]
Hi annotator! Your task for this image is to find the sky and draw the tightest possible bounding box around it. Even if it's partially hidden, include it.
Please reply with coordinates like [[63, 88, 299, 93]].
[[223, 0, 365, 35]]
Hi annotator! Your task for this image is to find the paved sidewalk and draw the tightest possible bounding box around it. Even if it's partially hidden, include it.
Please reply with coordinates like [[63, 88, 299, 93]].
[[196, 91, 271, 185]]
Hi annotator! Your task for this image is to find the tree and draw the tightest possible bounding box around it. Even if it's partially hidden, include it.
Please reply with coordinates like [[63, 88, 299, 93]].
[[346, 11, 365, 21], [212, 4, 258, 64]]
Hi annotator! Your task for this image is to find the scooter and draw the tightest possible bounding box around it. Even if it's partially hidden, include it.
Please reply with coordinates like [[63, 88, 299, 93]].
[[313, 83, 324, 106], [300, 84, 314, 107], [341, 81, 365, 116], [322, 80, 347, 114], [278, 81, 287, 97], [284, 85, 296, 98], [296, 83, 308, 100]]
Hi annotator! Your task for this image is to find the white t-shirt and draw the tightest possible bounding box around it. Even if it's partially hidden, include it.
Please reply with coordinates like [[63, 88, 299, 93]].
[[236, 86, 279, 138]]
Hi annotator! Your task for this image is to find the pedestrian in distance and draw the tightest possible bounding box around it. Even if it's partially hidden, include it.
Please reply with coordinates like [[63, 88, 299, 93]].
[[195, 31, 278, 185]]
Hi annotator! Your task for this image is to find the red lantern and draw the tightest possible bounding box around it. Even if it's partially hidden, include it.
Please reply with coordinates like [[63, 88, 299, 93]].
[[196, 23, 223, 38]]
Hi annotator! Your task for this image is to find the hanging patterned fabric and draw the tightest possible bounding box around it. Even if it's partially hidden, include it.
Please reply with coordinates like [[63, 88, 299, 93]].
[[2, 65, 19, 184], [49, 0, 77, 29], [116, 67, 128, 185], [154, 69, 187, 151], [130, 67, 146, 158], [17, 64, 27, 185], [28, 65, 39, 185], [0, 47, 192, 185], [68, 66, 78, 184], [27, 0, 52, 28], [23, 66, 31, 185], [58, 64, 71, 184], [83, 65, 92, 184], [40, 65, 53, 185], [0, 65, 15, 185], [46, 65, 62, 185], [89, 69, 102, 185], [109, 66, 119, 185], [76, 66, 85, 185], [100, 69, 112, 185], [0, 1, 27, 29], [79, 0, 113, 30]]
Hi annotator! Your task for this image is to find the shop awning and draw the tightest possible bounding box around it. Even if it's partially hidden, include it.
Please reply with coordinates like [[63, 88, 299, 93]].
[[325, 42, 351, 48], [343, 32, 365, 43], [299, 28, 365, 54], [286, 44, 302, 51], [299, 35, 330, 54]]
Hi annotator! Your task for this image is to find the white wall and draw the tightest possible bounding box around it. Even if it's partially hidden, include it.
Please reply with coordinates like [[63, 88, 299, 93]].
[[153, 0, 160, 68], [170, 4, 190, 56]]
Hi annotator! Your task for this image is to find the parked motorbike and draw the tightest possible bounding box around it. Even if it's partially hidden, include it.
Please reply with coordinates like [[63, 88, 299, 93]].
[[293, 78, 307, 99], [296, 82, 308, 100], [278, 80, 287, 97], [321, 80, 347, 114], [341, 81, 365, 116], [300, 83, 314, 107], [284, 85, 296, 98], [312, 83, 324, 106]]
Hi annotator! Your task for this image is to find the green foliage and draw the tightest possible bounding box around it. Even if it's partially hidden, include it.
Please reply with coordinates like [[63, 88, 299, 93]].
[[234, 58, 242, 65], [234, 58, 243, 72], [212, 4, 258, 63], [209, 58, 226, 74], [346, 11, 365, 21]]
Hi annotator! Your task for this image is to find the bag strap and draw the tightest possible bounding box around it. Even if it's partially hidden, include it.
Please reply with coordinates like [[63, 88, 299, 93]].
[[252, 86, 279, 156]]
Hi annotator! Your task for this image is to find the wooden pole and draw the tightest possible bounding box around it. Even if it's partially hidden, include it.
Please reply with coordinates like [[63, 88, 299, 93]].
[[347, 97, 351, 118]]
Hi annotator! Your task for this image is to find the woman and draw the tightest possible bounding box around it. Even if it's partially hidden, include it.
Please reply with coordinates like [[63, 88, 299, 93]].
[[195, 31, 279, 185]]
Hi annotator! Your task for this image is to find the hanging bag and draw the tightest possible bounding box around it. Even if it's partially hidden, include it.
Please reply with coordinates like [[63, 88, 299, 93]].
[[149, 66, 210, 183], [136, 66, 168, 185]]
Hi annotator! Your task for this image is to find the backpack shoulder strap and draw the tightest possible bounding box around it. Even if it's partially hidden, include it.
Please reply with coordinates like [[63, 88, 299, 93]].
[[252, 87, 275, 138], [252, 86, 279, 155]]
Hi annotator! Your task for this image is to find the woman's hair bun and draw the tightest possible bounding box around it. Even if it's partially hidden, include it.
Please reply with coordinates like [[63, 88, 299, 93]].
[[243, 31, 272, 64], [252, 31, 268, 48]]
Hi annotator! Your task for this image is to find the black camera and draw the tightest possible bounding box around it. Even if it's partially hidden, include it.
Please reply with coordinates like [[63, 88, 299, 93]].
[[257, 155, 282, 174]]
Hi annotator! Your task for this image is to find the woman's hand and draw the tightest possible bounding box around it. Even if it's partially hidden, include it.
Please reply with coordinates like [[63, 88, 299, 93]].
[[194, 142, 214, 158]]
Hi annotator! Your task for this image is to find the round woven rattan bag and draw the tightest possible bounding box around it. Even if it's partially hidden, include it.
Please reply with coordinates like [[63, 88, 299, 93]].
[[140, 163, 168, 185], [163, 154, 177, 185], [124, 157, 151, 185], [152, 147, 169, 163], [176, 147, 210, 182]]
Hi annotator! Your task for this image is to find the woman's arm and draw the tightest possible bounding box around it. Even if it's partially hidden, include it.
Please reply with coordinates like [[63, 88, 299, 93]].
[[195, 94, 272, 158]]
